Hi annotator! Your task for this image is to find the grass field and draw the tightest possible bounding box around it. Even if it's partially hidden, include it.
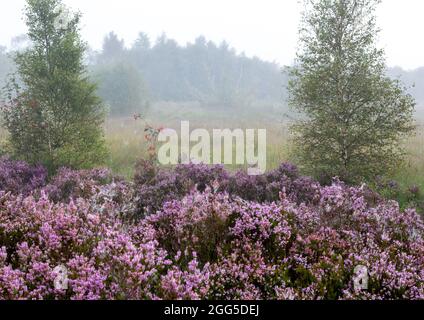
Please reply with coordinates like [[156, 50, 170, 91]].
[[2, 101, 424, 193], [105, 102, 291, 177], [392, 124, 424, 188], [103, 102, 424, 212]]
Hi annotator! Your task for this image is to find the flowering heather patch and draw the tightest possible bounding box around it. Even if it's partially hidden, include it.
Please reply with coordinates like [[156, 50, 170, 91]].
[[89, 180, 138, 220], [0, 157, 47, 196], [0, 159, 423, 300], [134, 160, 229, 215], [0, 180, 423, 300], [228, 163, 321, 204], [134, 161, 320, 216], [0, 192, 171, 300], [43, 167, 114, 203]]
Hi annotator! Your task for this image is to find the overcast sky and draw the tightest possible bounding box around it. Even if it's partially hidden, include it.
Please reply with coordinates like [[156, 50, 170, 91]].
[[0, 0, 423, 70]]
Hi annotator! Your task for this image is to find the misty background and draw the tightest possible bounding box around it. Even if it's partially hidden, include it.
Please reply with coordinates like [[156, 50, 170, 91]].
[[1, 0, 424, 118]]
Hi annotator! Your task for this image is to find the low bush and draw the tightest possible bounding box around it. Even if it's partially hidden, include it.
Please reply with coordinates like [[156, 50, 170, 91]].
[[0, 158, 422, 300], [133, 160, 321, 216], [0, 157, 47, 196], [134, 160, 229, 215], [43, 168, 114, 203], [0, 192, 170, 300], [0, 181, 422, 300]]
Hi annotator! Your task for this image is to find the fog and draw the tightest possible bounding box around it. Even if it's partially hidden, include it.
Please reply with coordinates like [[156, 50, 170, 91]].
[[1, 0, 424, 69], [1, 0, 424, 115]]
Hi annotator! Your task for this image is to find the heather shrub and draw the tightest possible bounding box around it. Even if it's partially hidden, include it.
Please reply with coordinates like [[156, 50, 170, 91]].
[[134, 160, 319, 216], [89, 180, 138, 220], [134, 159, 157, 186], [370, 176, 424, 213], [135, 168, 191, 215], [173, 163, 230, 192], [0, 192, 170, 300], [0, 161, 423, 300], [0, 157, 47, 196], [43, 167, 113, 203], [285, 182, 424, 300], [228, 163, 320, 204], [134, 160, 229, 215], [143, 185, 424, 300], [158, 255, 211, 300], [227, 171, 271, 202], [146, 191, 234, 266]]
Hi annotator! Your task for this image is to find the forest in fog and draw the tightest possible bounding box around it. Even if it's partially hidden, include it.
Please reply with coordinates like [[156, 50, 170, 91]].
[[1, 32, 424, 117]]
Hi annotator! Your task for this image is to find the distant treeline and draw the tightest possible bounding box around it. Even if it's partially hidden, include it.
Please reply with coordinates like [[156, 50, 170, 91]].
[[88, 32, 286, 115], [1, 34, 424, 116]]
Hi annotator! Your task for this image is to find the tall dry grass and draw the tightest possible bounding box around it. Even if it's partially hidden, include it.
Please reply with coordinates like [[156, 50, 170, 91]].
[[105, 102, 291, 177], [2, 101, 424, 190]]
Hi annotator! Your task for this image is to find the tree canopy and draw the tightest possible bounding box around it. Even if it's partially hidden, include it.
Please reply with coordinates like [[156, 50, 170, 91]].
[[2, 0, 107, 172], [288, 0, 415, 183]]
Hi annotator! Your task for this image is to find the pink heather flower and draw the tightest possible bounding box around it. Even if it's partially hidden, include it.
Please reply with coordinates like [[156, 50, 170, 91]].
[[0, 161, 423, 300]]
